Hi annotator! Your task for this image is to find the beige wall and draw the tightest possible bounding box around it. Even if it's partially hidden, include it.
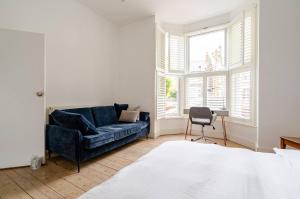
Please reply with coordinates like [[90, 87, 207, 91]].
[[0, 0, 118, 107], [258, 0, 300, 151], [113, 17, 156, 137]]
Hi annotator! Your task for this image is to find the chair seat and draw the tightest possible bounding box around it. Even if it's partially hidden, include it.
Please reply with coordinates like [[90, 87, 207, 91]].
[[191, 118, 211, 125]]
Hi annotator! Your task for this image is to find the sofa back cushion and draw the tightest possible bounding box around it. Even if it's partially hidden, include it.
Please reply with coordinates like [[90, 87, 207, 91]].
[[51, 110, 98, 135], [92, 106, 118, 127], [63, 107, 95, 125], [114, 103, 128, 119]]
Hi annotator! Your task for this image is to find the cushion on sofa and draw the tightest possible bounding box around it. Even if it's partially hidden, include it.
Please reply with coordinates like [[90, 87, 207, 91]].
[[119, 110, 139, 122], [83, 131, 114, 149], [114, 103, 128, 119], [97, 123, 141, 140], [139, 112, 150, 121], [51, 110, 98, 135], [63, 107, 95, 125], [92, 106, 118, 127]]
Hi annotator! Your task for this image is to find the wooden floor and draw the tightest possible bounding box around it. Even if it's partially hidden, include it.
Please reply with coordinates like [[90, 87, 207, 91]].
[[0, 134, 247, 199]]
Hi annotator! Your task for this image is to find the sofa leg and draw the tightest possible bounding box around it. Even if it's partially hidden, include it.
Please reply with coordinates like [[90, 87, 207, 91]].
[[77, 161, 80, 173], [48, 150, 51, 160]]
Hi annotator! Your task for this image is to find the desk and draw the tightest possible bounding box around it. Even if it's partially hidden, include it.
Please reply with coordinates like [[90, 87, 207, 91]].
[[184, 108, 229, 145], [280, 137, 300, 149]]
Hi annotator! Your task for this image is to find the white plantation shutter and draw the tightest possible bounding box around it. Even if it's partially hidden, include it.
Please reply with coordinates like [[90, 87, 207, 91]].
[[228, 17, 243, 68], [230, 70, 251, 120], [169, 34, 185, 72], [244, 9, 255, 64], [228, 7, 256, 122], [207, 76, 227, 109], [185, 77, 204, 108], [156, 74, 166, 119], [156, 28, 166, 71]]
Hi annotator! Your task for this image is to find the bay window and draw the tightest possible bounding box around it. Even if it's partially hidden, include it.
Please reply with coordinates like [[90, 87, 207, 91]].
[[156, 7, 256, 125]]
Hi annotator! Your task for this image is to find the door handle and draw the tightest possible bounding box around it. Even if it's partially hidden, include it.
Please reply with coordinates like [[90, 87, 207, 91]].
[[36, 91, 44, 97]]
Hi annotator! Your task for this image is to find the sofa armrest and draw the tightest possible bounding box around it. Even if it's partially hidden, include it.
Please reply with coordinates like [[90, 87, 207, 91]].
[[46, 125, 82, 162], [140, 112, 150, 122]]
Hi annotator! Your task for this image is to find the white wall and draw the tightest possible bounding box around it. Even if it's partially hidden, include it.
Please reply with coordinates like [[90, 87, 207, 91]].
[[0, 0, 118, 107], [113, 16, 156, 137], [258, 0, 300, 151]]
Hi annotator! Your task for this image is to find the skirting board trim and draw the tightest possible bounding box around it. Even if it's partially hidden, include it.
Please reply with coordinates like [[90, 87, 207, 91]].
[[159, 128, 256, 150], [227, 134, 256, 150], [256, 147, 274, 153]]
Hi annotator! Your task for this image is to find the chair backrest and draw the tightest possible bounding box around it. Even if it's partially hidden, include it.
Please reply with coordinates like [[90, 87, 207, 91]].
[[189, 107, 212, 124]]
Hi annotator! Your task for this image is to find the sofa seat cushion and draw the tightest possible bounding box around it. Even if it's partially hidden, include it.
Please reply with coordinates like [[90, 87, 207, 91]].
[[135, 121, 149, 129], [97, 123, 141, 141], [83, 131, 114, 149]]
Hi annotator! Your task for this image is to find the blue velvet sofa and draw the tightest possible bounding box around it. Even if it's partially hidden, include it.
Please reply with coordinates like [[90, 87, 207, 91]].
[[46, 104, 150, 172]]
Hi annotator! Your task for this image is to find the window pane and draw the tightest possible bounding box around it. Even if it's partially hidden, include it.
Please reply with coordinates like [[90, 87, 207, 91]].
[[207, 76, 226, 110], [165, 76, 179, 116], [189, 30, 225, 72], [185, 77, 204, 108], [231, 71, 251, 119]]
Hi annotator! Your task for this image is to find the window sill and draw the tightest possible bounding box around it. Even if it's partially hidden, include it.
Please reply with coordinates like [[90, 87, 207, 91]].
[[161, 116, 184, 120], [158, 116, 257, 127]]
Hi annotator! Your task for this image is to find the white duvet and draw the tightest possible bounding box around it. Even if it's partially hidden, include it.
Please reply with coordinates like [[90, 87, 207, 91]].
[[79, 141, 300, 199]]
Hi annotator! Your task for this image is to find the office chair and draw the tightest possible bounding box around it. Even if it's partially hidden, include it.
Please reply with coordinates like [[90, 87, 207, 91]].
[[185, 107, 217, 143]]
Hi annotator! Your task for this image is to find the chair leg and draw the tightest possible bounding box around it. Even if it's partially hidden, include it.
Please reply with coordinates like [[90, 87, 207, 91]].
[[191, 125, 216, 144]]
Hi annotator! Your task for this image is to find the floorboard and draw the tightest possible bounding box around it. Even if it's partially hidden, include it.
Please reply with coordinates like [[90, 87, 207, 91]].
[[0, 134, 247, 199]]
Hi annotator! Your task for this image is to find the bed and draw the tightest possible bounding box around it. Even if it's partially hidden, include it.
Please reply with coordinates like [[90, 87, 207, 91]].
[[78, 141, 300, 199]]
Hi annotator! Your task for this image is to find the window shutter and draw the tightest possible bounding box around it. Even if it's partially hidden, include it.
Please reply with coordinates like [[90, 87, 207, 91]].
[[244, 9, 255, 64], [228, 17, 243, 68], [169, 34, 185, 72], [207, 75, 227, 110], [230, 70, 251, 120], [156, 28, 166, 72], [185, 76, 204, 108], [156, 74, 166, 119]]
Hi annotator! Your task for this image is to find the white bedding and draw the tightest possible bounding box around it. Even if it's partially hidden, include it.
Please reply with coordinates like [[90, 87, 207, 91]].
[[79, 141, 300, 199]]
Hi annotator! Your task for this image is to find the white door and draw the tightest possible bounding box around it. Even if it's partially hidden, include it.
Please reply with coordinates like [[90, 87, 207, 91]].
[[0, 28, 45, 169]]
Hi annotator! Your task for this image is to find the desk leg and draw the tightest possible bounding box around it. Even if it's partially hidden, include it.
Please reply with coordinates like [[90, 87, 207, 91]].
[[221, 116, 227, 146], [185, 119, 189, 139]]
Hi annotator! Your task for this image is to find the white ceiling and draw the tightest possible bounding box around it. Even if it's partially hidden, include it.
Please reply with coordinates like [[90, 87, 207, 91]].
[[79, 0, 249, 25]]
